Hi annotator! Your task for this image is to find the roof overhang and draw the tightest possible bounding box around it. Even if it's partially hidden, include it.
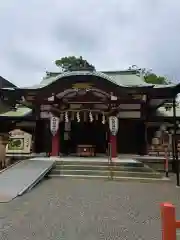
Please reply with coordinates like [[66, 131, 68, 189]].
[[0, 71, 180, 106]]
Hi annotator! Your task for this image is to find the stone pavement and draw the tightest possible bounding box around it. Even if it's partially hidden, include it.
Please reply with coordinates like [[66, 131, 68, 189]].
[[0, 178, 180, 240]]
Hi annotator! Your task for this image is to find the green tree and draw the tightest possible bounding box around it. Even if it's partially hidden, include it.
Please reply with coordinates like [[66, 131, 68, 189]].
[[55, 56, 95, 72], [128, 65, 170, 85], [144, 73, 169, 84]]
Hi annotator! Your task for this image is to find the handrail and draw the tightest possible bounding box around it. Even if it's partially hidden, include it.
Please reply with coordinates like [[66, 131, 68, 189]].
[[108, 143, 114, 180], [108, 142, 111, 164]]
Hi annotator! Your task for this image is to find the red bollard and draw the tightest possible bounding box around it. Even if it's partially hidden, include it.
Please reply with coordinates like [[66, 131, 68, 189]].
[[160, 202, 176, 240]]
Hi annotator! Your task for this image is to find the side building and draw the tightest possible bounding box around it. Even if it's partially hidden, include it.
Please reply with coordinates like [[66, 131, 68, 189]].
[[0, 76, 18, 167]]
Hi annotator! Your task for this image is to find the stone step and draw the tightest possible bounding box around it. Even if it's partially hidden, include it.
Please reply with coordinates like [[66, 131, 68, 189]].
[[142, 162, 173, 172], [136, 157, 176, 172], [55, 160, 144, 168], [50, 169, 162, 178], [48, 174, 170, 183], [54, 164, 154, 172]]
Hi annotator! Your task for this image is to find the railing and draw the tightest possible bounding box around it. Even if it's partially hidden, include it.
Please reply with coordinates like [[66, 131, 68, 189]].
[[160, 202, 180, 239], [108, 143, 114, 180]]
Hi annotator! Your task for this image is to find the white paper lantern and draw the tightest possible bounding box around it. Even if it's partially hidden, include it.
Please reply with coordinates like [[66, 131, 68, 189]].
[[109, 116, 119, 136], [50, 116, 59, 136]]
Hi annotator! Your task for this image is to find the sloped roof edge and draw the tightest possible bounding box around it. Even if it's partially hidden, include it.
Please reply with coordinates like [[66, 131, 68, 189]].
[[0, 76, 17, 89], [25, 70, 125, 89], [13, 69, 180, 92]]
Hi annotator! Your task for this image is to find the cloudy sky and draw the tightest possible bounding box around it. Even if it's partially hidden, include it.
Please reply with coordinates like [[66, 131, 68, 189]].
[[0, 0, 179, 87]]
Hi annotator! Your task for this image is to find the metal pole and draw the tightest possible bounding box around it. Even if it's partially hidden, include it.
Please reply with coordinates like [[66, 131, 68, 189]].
[[108, 142, 113, 180], [165, 147, 169, 178], [109, 143, 112, 164], [108, 143, 110, 164], [171, 131, 175, 172], [162, 130, 169, 178], [173, 97, 179, 186]]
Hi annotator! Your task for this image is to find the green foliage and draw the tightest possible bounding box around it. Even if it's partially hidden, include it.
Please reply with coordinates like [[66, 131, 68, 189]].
[[128, 65, 170, 85], [55, 56, 95, 72], [144, 73, 168, 85]]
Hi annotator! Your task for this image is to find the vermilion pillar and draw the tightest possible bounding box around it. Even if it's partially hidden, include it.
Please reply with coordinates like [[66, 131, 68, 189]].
[[51, 130, 60, 156], [110, 134, 117, 158]]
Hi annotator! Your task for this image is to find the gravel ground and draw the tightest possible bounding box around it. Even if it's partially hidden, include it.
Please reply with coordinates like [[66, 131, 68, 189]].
[[0, 178, 180, 240]]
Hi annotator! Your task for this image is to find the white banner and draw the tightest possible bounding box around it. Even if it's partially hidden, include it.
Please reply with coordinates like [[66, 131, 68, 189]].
[[50, 116, 59, 136], [109, 116, 119, 136]]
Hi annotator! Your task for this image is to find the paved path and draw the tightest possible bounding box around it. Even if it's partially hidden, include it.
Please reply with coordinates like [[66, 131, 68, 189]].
[[0, 178, 180, 240]]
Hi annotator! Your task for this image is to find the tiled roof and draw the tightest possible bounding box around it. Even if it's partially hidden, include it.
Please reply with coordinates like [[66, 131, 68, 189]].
[[102, 70, 150, 87], [18, 70, 180, 92], [24, 70, 153, 89], [26, 71, 120, 89], [0, 106, 32, 117]]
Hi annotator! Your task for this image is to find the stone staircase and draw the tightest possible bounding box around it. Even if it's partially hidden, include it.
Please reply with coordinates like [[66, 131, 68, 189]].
[[48, 158, 169, 182]]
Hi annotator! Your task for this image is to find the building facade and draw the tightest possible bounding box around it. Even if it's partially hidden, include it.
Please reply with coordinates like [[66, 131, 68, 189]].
[[0, 69, 180, 158]]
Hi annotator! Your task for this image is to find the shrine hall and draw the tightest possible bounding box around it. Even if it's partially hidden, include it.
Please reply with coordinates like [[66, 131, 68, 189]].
[[0, 69, 180, 159]]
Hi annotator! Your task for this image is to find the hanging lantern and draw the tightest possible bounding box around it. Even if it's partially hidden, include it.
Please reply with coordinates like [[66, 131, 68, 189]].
[[109, 116, 119, 136], [102, 114, 106, 124], [50, 116, 59, 136], [89, 111, 93, 122], [65, 112, 69, 123], [77, 112, 80, 122]]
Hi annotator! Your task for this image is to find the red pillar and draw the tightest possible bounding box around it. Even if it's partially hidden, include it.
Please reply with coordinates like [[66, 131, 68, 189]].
[[160, 202, 176, 240], [110, 134, 117, 158], [51, 130, 60, 156]]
